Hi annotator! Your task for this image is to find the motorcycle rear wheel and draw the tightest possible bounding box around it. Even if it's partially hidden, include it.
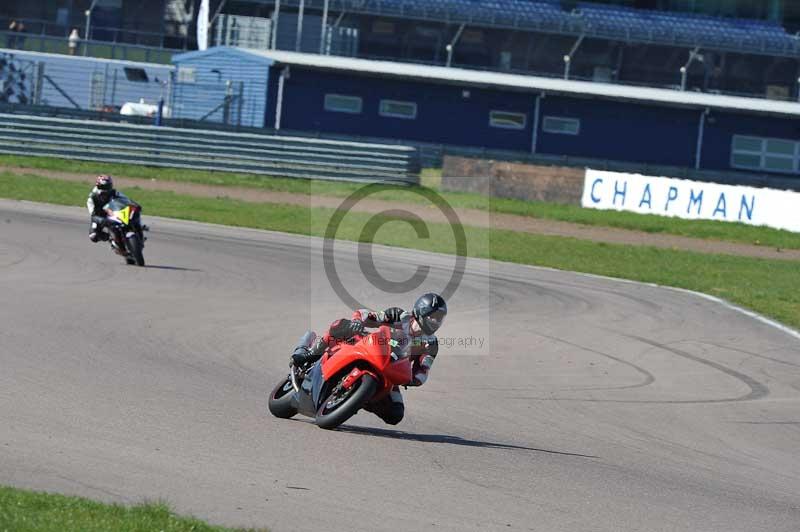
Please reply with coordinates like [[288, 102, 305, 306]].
[[316, 374, 377, 430], [268, 376, 298, 419]]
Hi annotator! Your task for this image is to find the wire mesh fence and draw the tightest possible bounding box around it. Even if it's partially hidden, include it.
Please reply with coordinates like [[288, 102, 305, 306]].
[[171, 80, 246, 126], [0, 50, 170, 112], [0, 50, 248, 127]]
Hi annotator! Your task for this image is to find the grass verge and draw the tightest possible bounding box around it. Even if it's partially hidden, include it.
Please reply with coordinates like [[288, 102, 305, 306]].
[[2, 172, 798, 330], [0, 485, 265, 532], [3, 154, 800, 251]]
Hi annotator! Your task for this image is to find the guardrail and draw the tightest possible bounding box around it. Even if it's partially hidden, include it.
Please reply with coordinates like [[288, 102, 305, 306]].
[[0, 113, 420, 184]]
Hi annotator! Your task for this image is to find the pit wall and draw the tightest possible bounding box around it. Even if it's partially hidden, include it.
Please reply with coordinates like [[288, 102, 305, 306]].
[[441, 156, 585, 205]]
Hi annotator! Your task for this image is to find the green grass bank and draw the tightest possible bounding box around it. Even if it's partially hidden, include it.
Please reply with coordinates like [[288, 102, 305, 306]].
[[3, 155, 799, 251], [0, 485, 265, 532]]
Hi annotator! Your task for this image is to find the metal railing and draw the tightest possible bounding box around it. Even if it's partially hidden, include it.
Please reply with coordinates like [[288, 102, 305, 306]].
[[0, 113, 420, 184], [0, 31, 174, 64], [1, 15, 174, 48]]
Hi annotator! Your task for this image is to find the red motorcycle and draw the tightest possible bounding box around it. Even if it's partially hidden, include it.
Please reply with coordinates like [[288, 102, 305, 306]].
[[268, 325, 411, 429]]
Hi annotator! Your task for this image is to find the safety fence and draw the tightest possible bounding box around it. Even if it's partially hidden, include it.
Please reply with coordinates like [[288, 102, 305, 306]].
[[0, 31, 173, 64], [0, 50, 173, 112], [0, 113, 420, 183], [0, 50, 260, 128]]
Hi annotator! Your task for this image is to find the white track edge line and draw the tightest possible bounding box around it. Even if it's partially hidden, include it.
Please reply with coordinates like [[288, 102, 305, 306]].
[[534, 266, 800, 343]]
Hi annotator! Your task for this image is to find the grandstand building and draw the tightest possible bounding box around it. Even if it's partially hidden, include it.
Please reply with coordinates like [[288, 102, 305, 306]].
[[169, 46, 800, 179], [3, 1, 800, 99], [4, 1, 800, 181]]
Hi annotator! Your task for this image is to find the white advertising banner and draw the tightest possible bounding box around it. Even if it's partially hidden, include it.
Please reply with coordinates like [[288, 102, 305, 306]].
[[582, 169, 800, 233], [197, 0, 210, 51]]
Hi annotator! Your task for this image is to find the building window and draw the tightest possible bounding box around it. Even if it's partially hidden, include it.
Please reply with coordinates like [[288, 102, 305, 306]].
[[372, 20, 395, 34], [324, 94, 362, 114], [731, 135, 799, 174], [489, 111, 526, 130], [379, 99, 417, 119], [177, 67, 196, 84], [542, 116, 580, 135]]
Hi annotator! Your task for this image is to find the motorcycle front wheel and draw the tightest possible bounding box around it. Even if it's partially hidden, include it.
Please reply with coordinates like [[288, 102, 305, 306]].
[[126, 233, 145, 267], [316, 374, 377, 430], [268, 376, 298, 419]]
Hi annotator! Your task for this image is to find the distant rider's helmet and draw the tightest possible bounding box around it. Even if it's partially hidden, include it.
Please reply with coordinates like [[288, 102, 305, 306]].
[[94, 175, 115, 206], [95, 174, 114, 191], [412, 292, 447, 335]]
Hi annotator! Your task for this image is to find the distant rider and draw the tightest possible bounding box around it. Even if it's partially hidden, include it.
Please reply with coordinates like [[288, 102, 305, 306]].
[[291, 292, 447, 425], [87, 175, 130, 243]]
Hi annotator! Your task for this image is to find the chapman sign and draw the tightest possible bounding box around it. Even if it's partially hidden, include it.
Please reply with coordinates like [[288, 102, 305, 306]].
[[582, 169, 800, 233]]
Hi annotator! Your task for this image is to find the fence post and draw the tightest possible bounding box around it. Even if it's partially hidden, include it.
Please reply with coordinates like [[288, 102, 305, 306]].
[[110, 69, 118, 107], [237, 81, 244, 127], [155, 97, 164, 126], [167, 70, 175, 119], [34, 62, 45, 105], [271, 0, 280, 50], [223, 80, 233, 125]]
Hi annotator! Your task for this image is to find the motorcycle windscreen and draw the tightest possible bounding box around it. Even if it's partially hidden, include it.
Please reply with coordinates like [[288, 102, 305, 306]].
[[103, 197, 133, 212], [104, 198, 135, 225]]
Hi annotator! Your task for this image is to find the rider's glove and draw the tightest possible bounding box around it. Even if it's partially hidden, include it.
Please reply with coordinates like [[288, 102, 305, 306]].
[[382, 307, 404, 323], [291, 346, 311, 367], [348, 319, 365, 336]]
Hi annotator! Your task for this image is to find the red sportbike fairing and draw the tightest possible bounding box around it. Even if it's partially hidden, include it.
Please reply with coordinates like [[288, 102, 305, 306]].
[[268, 325, 412, 430]]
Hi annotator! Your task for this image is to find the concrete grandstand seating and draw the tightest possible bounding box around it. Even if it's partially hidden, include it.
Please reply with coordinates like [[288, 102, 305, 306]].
[[353, 0, 797, 55], [576, 2, 796, 52]]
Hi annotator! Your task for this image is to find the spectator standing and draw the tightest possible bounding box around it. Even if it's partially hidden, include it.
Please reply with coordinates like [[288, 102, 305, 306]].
[[7, 21, 17, 49], [68, 28, 80, 55]]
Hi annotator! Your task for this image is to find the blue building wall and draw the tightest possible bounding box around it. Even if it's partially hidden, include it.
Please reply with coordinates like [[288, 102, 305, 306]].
[[266, 63, 800, 177], [269, 67, 536, 151], [536, 96, 701, 168], [0, 49, 171, 110], [267, 66, 706, 168], [171, 48, 271, 127]]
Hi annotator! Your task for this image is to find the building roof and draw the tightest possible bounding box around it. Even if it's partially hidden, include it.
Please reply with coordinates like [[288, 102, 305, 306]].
[[205, 47, 800, 118], [4, 48, 174, 70], [172, 47, 274, 67]]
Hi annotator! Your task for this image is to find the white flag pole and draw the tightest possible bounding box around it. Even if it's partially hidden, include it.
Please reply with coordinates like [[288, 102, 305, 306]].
[[197, 0, 210, 50]]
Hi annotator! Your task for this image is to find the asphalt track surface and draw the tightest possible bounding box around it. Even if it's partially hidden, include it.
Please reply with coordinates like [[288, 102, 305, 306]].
[[1, 199, 799, 532]]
